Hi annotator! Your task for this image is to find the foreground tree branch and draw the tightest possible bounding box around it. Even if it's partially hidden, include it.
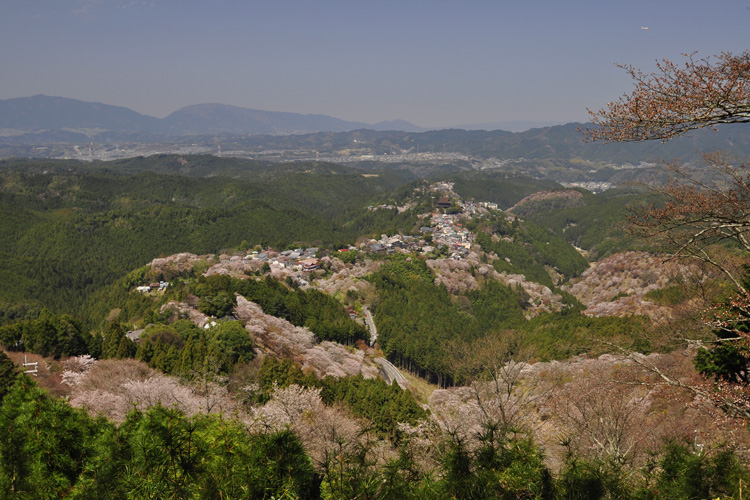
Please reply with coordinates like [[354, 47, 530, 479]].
[[602, 341, 750, 422], [583, 51, 750, 142], [626, 157, 750, 295], [585, 50, 750, 425]]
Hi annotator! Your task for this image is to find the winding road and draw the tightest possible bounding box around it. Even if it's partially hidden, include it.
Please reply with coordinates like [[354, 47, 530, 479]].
[[375, 357, 408, 388], [364, 306, 408, 388], [363, 306, 378, 346]]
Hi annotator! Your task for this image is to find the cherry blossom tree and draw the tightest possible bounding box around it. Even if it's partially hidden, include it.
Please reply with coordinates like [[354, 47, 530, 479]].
[[584, 51, 750, 422], [552, 363, 653, 466], [584, 51, 750, 142], [249, 384, 364, 469], [625, 156, 750, 295], [584, 52, 750, 289]]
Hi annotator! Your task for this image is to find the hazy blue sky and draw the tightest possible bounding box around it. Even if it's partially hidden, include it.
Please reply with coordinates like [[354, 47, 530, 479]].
[[2, 1, 749, 127]]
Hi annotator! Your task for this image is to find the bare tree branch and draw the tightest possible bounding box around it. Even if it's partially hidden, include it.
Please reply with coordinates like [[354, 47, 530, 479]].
[[582, 52, 750, 142]]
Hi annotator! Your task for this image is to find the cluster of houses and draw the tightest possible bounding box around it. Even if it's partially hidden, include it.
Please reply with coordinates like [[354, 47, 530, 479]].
[[361, 213, 478, 261], [428, 212, 474, 259], [132, 192, 500, 298], [245, 247, 321, 272], [363, 192, 501, 261], [365, 234, 423, 255], [136, 281, 170, 293]]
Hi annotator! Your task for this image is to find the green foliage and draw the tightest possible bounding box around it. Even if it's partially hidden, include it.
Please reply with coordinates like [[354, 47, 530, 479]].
[[319, 375, 429, 438], [519, 311, 651, 361], [0, 376, 102, 498], [197, 290, 236, 317], [467, 279, 527, 330], [555, 458, 628, 500], [474, 217, 588, 288], [694, 342, 750, 383], [242, 429, 320, 500], [371, 261, 480, 385], [635, 440, 747, 500], [319, 441, 429, 500], [521, 187, 660, 259], [0, 351, 17, 403], [0, 310, 90, 358], [438, 427, 553, 500], [377, 255, 435, 284], [693, 282, 750, 384], [84, 273, 163, 330], [122, 265, 149, 290], [100, 323, 136, 360], [0, 376, 319, 499], [255, 357, 317, 400], [643, 284, 687, 305], [208, 320, 255, 370], [333, 249, 359, 264], [133, 319, 255, 377], [89, 406, 319, 500]]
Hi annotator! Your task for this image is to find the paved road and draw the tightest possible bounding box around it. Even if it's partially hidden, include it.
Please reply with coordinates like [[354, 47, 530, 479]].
[[363, 306, 378, 346], [375, 357, 408, 388], [364, 307, 407, 388]]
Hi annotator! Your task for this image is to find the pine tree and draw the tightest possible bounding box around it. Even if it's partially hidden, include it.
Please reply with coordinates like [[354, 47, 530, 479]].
[[114, 336, 136, 360], [179, 337, 195, 377], [0, 376, 100, 498], [0, 352, 17, 403], [135, 339, 154, 363]]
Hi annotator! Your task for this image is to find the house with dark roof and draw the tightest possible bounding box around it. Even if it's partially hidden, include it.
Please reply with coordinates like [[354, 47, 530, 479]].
[[437, 197, 452, 209]]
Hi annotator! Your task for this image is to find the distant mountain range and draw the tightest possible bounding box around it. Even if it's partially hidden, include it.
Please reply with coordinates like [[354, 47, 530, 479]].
[[3, 95, 750, 167], [451, 120, 565, 133], [199, 124, 750, 164], [0, 95, 570, 137], [0, 95, 429, 137]]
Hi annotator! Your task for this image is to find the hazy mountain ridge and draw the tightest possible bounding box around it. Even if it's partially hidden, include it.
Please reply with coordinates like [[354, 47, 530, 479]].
[[161, 103, 373, 135], [451, 120, 564, 132], [0, 95, 162, 133], [0, 95, 425, 136]]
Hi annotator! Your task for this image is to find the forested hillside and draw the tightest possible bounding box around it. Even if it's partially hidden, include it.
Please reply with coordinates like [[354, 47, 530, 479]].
[[508, 187, 660, 259], [0, 157, 572, 326], [0, 157, 419, 324]]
